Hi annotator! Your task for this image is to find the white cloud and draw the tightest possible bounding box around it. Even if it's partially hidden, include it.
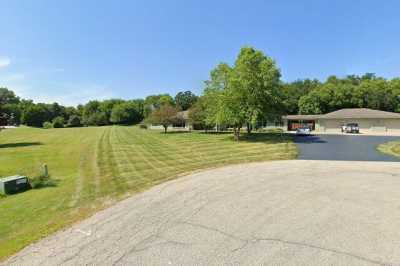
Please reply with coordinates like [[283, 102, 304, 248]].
[[0, 56, 11, 68]]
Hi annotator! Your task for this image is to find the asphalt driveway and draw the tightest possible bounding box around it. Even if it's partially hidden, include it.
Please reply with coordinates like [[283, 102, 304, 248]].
[[294, 134, 400, 162], [5, 160, 400, 265]]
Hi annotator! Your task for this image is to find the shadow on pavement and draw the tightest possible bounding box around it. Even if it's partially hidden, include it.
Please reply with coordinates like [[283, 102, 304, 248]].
[[293, 135, 327, 143]]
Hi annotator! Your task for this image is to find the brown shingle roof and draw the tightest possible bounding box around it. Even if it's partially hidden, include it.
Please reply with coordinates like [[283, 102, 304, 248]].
[[321, 108, 400, 119]]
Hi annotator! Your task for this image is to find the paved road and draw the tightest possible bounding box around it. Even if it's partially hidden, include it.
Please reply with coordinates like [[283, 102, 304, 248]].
[[5, 160, 400, 266], [294, 134, 400, 162]]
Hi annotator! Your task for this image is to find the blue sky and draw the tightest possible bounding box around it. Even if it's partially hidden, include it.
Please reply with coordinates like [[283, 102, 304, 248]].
[[1, 0, 400, 106]]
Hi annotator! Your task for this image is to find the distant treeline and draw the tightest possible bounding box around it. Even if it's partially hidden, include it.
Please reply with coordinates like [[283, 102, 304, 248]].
[[0, 88, 198, 128], [282, 73, 400, 115]]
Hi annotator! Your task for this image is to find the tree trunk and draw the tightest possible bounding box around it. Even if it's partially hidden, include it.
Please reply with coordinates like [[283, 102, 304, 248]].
[[233, 127, 240, 141], [246, 122, 252, 134]]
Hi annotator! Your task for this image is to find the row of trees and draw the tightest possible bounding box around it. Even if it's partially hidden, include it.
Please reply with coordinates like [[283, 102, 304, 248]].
[[0, 87, 199, 128], [295, 75, 400, 114]]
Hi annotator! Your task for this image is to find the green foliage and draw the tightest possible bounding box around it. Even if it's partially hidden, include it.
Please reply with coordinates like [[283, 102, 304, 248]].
[[21, 104, 51, 127], [144, 94, 174, 117], [0, 87, 20, 105], [188, 98, 208, 130], [203, 63, 232, 127], [82, 99, 144, 126], [52, 116, 65, 128], [281, 79, 320, 114], [67, 115, 81, 127], [42, 121, 53, 129], [85, 112, 108, 126], [202, 47, 282, 139], [175, 91, 198, 110], [148, 104, 178, 133], [298, 75, 400, 114], [110, 102, 143, 125], [29, 174, 56, 189]]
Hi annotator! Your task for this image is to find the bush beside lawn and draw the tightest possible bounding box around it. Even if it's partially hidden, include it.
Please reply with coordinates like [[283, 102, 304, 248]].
[[0, 126, 296, 260]]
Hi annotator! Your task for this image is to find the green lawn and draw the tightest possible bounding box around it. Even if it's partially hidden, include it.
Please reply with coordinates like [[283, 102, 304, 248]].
[[377, 140, 400, 158], [0, 126, 297, 260]]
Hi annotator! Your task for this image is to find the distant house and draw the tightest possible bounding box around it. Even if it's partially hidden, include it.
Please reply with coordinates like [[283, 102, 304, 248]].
[[150, 110, 192, 130], [283, 108, 400, 133]]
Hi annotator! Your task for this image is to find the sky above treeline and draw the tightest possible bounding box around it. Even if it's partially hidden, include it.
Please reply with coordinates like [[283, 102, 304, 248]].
[[1, 0, 400, 106]]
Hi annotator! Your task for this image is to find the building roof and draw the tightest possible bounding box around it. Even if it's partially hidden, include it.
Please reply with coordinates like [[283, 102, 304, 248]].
[[283, 108, 400, 120], [0, 175, 27, 182], [321, 108, 400, 119]]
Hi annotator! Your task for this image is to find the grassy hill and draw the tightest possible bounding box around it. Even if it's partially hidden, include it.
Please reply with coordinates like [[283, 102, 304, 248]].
[[0, 126, 297, 259]]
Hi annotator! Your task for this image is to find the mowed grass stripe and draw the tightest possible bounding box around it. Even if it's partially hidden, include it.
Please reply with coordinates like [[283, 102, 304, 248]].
[[0, 126, 296, 260], [118, 127, 188, 173]]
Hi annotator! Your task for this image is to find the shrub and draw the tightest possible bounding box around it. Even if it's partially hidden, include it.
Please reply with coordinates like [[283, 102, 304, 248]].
[[52, 116, 65, 128], [29, 174, 56, 189], [67, 115, 81, 127], [42, 121, 53, 129]]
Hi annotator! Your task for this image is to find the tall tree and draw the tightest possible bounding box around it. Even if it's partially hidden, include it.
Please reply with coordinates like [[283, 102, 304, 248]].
[[230, 47, 282, 133], [203, 63, 232, 130], [202, 47, 282, 139], [175, 91, 198, 110]]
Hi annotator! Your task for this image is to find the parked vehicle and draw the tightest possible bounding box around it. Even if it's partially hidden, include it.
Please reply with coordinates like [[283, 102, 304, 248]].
[[344, 123, 359, 133], [296, 126, 311, 136]]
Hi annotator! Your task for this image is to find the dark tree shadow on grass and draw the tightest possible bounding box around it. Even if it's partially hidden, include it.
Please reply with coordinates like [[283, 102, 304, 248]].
[[198, 131, 232, 135], [161, 131, 193, 135], [240, 133, 294, 144], [293, 135, 327, 144], [0, 142, 43, 149]]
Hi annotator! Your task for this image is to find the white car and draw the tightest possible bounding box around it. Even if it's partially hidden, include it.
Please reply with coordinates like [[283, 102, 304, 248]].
[[296, 126, 311, 136]]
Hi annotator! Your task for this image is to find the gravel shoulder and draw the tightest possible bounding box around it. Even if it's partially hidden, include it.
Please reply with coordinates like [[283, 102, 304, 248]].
[[4, 160, 400, 265]]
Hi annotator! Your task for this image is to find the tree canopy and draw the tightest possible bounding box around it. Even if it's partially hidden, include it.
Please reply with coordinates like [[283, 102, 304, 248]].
[[202, 47, 282, 139], [297, 75, 400, 114], [147, 104, 178, 133], [175, 91, 198, 110]]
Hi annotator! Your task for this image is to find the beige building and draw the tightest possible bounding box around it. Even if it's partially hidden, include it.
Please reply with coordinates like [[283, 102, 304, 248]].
[[283, 108, 400, 133]]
